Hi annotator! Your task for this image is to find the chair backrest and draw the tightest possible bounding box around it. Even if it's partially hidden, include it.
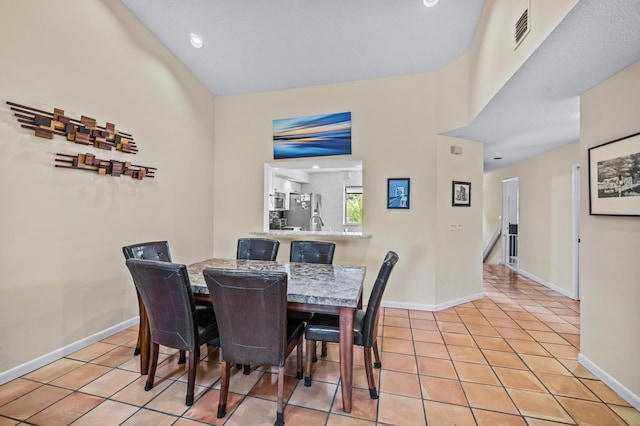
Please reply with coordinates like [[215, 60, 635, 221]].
[[125, 258, 198, 351], [362, 251, 399, 346], [236, 238, 280, 261], [289, 240, 336, 264], [203, 269, 288, 366], [122, 241, 172, 262]]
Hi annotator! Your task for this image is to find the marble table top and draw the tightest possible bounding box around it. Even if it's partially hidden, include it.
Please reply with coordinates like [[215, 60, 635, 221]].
[[187, 258, 366, 308]]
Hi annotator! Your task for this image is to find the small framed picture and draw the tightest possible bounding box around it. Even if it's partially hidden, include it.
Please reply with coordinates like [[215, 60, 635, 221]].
[[452, 181, 471, 206], [387, 178, 410, 209], [588, 131, 640, 216]]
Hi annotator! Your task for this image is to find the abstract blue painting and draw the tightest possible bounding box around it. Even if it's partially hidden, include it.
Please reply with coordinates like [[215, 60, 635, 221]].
[[273, 112, 352, 159]]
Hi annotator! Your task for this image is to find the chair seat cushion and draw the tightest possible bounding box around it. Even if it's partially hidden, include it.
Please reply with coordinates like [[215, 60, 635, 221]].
[[196, 306, 220, 345], [286, 319, 306, 348], [305, 310, 366, 346], [284, 319, 306, 363]]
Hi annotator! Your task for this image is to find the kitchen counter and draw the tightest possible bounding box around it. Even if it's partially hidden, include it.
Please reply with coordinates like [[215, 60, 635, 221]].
[[251, 230, 372, 239]]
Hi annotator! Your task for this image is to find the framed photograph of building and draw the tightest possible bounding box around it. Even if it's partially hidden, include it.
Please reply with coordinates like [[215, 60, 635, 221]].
[[452, 181, 471, 206], [588, 131, 640, 216], [387, 178, 410, 209]]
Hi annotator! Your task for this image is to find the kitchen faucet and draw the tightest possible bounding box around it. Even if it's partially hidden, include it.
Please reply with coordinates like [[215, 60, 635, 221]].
[[309, 210, 324, 231]]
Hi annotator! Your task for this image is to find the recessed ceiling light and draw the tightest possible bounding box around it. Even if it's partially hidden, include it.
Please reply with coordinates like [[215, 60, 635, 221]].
[[189, 33, 204, 49], [312, 165, 320, 169], [423, 0, 439, 7]]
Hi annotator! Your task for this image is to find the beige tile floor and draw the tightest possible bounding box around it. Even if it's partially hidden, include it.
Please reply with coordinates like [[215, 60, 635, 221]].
[[1, 264, 639, 425]]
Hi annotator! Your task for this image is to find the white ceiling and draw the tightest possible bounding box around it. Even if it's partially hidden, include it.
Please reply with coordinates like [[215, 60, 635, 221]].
[[447, 0, 640, 171], [120, 0, 640, 172]]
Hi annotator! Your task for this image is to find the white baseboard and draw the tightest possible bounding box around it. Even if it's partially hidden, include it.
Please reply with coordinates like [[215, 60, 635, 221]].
[[370, 292, 485, 312], [578, 353, 640, 411], [516, 269, 574, 299], [0, 317, 138, 386]]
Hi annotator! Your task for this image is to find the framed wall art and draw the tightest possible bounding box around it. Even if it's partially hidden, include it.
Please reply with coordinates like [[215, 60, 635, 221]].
[[452, 181, 471, 206], [272, 111, 352, 159], [588, 131, 640, 216], [387, 178, 410, 209]]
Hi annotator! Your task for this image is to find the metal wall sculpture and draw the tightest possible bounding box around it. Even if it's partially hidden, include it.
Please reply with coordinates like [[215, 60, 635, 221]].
[[7, 101, 156, 179], [55, 153, 156, 179]]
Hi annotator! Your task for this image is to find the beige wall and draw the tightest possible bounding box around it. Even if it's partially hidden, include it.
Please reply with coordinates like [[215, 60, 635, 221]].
[[434, 52, 484, 306], [436, 137, 484, 305], [436, 54, 470, 134], [483, 142, 579, 296], [212, 74, 484, 308], [579, 61, 640, 401], [469, 0, 578, 119], [0, 1, 216, 375]]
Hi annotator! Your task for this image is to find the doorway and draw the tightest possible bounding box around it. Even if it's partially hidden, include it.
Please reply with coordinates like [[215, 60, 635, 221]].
[[502, 178, 519, 268]]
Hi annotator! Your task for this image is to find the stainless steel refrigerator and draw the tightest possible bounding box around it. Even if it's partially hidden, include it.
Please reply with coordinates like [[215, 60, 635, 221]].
[[285, 193, 322, 231]]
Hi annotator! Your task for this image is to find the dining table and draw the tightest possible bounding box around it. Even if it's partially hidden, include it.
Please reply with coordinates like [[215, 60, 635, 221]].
[[136, 258, 366, 414]]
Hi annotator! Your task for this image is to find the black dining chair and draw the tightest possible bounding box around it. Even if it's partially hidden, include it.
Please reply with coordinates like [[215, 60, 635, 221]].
[[122, 241, 172, 357], [289, 240, 336, 264], [123, 241, 213, 362], [125, 258, 220, 406], [203, 268, 305, 426], [234, 237, 281, 374], [303, 251, 399, 399], [236, 238, 280, 261], [288, 240, 336, 359], [122, 240, 172, 263]]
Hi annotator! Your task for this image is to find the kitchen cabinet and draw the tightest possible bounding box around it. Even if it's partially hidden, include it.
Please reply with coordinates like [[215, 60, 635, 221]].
[[267, 174, 303, 210], [273, 177, 302, 210], [273, 176, 301, 194]]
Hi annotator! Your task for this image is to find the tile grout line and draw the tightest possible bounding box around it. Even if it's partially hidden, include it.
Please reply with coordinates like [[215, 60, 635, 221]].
[[481, 267, 629, 425]]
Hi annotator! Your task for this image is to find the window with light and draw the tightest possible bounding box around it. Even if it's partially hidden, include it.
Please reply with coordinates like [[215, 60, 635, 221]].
[[344, 186, 363, 225]]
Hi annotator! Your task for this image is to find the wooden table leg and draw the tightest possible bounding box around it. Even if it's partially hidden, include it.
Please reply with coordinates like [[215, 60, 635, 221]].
[[339, 306, 355, 413], [138, 297, 150, 375]]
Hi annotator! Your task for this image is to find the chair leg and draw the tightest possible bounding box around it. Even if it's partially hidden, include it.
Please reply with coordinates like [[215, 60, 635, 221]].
[[373, 340, 382, 368], [235, 363, 250, 374], [134, 332, 141, 356], [276, 366, 285, 426], [304, 338, 314, 387], [312, 341, 318, 363], [178, 350, 186, 364], [186, 350, 197, 406], [296, 339, 303, 379], [145, 343, 159, 391], [363, 346, 378, 399], [321, 341, 328, 358], [134, 295, 144, 356], [217, 361, 231, 418]]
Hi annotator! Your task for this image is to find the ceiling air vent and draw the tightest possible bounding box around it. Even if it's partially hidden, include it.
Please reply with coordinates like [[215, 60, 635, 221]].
[[514, 8, 530, 48]]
